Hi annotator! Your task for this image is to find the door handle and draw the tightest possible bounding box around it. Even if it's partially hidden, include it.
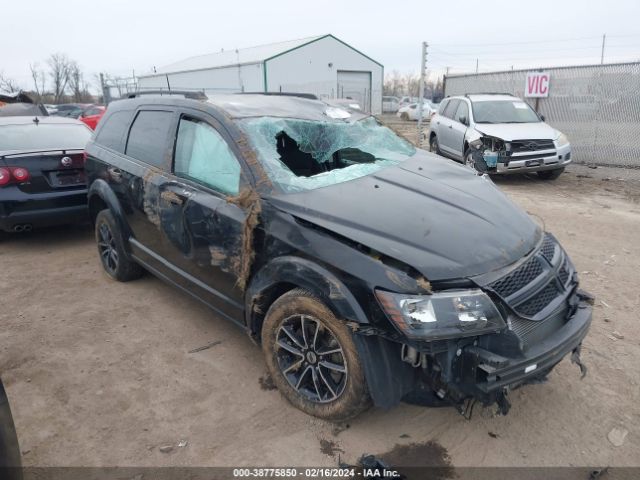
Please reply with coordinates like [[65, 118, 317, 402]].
[[448, 125, 453, 129]]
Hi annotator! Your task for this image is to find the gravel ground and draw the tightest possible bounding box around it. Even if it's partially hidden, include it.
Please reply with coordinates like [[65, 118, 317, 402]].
[[0, 159, 639, 469]]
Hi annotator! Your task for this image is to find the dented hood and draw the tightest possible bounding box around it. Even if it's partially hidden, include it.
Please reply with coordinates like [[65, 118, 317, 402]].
[[266, 151, 542, 281], [474, 122, 559, 141]]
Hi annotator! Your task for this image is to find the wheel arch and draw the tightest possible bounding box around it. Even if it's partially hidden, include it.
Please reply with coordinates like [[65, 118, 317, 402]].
[[88, 179, 133, 242], [245, 256, 369, 341]]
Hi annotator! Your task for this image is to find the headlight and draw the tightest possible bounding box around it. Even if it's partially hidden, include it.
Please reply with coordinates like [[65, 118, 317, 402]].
[[555, 133, 569, 147], [375, 289, 505, 340]]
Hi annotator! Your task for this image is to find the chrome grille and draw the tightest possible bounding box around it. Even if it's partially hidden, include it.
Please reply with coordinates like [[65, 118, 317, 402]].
[[510, 139, 555, 152]]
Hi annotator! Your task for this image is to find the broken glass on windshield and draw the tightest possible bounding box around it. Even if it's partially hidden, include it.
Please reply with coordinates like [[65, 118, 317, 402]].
[[239, 116, 416, 192]]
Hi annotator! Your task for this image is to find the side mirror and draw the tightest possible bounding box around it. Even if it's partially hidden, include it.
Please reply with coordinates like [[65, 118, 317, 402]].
[[459, 115, 467, 125], [539, 114, 546, 122]]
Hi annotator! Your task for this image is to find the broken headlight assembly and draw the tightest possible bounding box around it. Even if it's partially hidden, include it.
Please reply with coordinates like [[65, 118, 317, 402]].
[[375, 289, 505, 340]]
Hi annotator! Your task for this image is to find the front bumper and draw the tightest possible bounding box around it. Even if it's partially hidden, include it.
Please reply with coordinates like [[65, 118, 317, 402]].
[[0, 186, 88, 232], [495, 143, 572, 174], [454, 297, 592, 404]]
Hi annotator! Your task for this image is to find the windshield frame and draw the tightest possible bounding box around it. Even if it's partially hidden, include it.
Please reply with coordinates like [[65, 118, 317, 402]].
[[471, 99, 542, 124]]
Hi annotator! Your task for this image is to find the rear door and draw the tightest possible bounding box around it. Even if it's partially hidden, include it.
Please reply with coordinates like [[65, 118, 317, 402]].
[[156, 110, 248, 322], [119, 108, 178, 256], [438, 99, 460, 155], [449, 100, 470, 159]]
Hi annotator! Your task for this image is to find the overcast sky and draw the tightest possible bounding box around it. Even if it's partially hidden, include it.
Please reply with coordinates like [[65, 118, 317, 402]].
[[2, 0, 640, 89]]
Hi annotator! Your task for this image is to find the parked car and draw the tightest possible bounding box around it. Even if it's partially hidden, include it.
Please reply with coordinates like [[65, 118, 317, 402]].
[[397, 96, 419, 109], [79, 105, 106, 130], [397, 101, 438, 121], [44, 104, 59, 115], [85, 91, 592, 421], [53, 103, 91, 118], [0, 116, 92, 233], [382, 96, 400, 113], [0, 103, 48, 117], [429, 93, 571, 179]]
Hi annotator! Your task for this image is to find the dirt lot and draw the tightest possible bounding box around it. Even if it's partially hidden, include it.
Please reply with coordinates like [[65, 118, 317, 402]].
[[1, 162, 639, 469]]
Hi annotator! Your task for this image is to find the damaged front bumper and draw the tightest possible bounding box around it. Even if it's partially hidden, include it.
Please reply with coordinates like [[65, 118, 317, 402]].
[[453, 297, 591, 409], [356, 290, 592, 414], [495, 143, 572, 174]]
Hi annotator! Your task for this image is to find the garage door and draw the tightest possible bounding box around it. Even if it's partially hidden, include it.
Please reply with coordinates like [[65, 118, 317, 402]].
[[337, 70, 372, 112]]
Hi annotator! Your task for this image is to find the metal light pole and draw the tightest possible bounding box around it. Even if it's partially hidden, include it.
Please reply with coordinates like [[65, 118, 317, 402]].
[[416, 41, 428, 147]]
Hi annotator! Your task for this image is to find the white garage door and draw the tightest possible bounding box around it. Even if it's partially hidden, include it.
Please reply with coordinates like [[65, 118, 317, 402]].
[[337, 70, 372, 112]]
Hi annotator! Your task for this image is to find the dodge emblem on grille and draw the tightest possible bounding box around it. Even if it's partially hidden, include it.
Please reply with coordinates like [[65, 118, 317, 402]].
[[61, 156, 73, 167]]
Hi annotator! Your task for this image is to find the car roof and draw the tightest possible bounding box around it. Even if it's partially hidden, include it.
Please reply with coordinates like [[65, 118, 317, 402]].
[[455, 94, 519, 102], [0, 115, 87, 126], [111, 93, 372, 122]]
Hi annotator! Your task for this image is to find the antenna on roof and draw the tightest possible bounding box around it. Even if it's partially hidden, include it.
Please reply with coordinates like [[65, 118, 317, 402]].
[[165, 74, 171, 92]]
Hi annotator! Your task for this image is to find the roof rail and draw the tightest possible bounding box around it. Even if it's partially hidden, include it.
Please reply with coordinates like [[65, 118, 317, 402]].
[[464, 92, 513, 97], [238, 92, 319, 100], [127, 90, 208, 100]]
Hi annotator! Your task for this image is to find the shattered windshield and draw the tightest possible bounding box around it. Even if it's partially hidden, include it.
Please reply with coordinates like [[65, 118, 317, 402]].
[[239, 116, 416, 192]]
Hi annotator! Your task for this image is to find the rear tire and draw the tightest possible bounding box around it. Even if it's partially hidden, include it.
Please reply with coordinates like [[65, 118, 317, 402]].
[[95, 209, 143, 282], [537, 168, 564, 180], [262, 288, 371, 421]]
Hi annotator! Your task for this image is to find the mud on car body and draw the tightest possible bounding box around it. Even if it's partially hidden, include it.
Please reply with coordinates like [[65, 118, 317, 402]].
[[85, 91, 592, 420]]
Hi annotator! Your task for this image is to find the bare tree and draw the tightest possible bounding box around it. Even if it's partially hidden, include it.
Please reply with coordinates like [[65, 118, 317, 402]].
[[47, 53, 71, 103], [0, 72, 21, 93], [29, 63, 47, 101], [68, 61, 83, 102]]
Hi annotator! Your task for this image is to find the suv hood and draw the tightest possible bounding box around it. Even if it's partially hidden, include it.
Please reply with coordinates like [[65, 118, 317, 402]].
[[474, 122, 558, 141], [267, 151, 541, 281]]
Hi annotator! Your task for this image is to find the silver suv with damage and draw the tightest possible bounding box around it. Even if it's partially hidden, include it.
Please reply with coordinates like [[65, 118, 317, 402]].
[[429, 93, 571, 179]]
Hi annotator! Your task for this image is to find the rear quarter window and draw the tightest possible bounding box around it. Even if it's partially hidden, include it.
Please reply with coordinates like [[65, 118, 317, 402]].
[[94, 110, 134, 153], [125, 110, 174, 167]]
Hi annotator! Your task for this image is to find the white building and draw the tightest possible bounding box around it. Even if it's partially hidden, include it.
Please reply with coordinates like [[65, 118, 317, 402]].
[[137, 34, 384, 114]]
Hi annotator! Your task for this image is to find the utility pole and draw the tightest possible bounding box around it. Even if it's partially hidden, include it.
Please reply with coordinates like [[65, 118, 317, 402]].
[[601, 34, 606, 64], [475, 58, 479, 74], [416, 41, 428, 147]]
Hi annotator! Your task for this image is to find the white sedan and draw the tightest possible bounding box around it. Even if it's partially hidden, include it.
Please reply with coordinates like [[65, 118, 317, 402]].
[[397, 101, 439, 121]]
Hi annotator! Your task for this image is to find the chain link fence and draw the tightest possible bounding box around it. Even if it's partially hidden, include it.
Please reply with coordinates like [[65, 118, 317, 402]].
[[444, 62, 640, 168]]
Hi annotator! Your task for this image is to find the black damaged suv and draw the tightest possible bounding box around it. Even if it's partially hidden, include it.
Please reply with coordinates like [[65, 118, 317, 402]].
[[85, 91, 592, 421]]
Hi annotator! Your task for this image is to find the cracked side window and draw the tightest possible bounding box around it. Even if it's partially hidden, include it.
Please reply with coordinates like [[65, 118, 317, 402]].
[[174, 118, 241, 195], [240, 117, 415, 192]]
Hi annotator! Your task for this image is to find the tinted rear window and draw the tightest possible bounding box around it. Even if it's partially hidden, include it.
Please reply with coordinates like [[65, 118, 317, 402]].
[[125, 110, 173, 167], [95, 110, 133, 153], [0, 123, 92, 152]]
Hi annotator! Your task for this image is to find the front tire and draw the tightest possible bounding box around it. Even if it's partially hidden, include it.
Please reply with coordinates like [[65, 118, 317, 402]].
[[537, 167, 564, 180], [400, 112, 409, 121], [95, 209, 143, 282], [429, 135, 441, 155], [262, 289, 371, 421]]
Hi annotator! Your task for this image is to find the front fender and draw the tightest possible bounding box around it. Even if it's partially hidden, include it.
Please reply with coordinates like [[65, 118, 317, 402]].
[[245, 256, 369, 332], [88, 179, 133, 246]]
